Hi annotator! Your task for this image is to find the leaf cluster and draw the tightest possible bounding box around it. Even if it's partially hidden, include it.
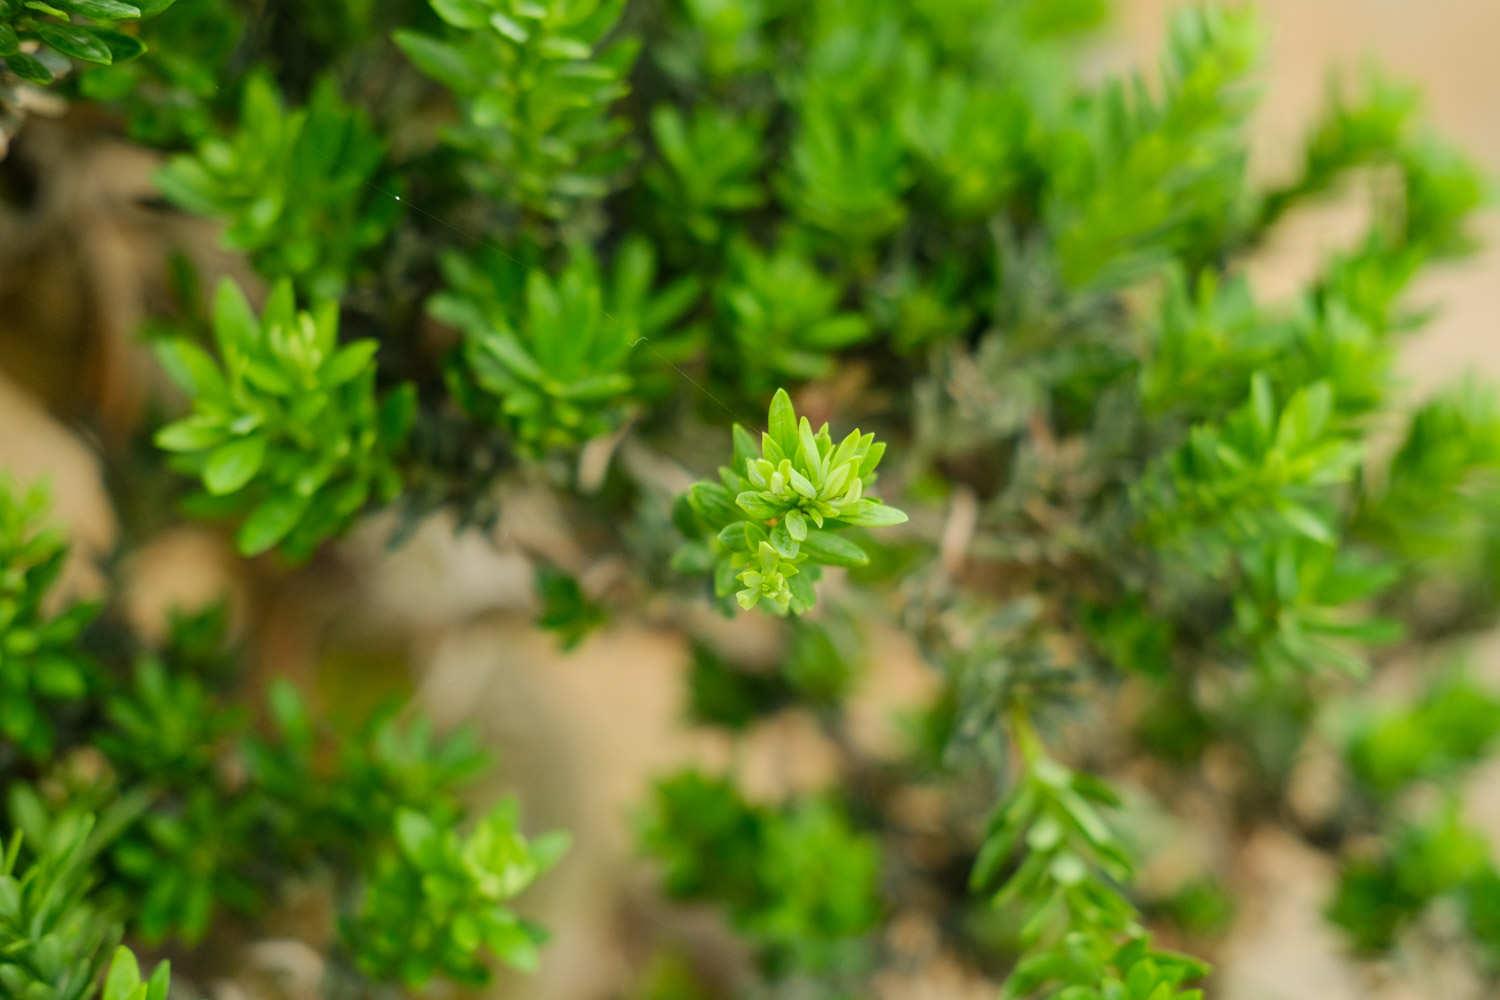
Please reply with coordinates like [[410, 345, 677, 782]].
[[432, 238, 698, 454], [155, 73, 395, 299], [343, 801, 569, 987], [0, 483, 554, 992], [970, 718, 1207, 999], [0, 0, 169, 90], [0, 478, 96, 757], [675, 389, 906, 616], [78, 0, 242, 144], [154, 279, 413, 559], [638, 770, 881, 980], [394, 0, 636, 221]]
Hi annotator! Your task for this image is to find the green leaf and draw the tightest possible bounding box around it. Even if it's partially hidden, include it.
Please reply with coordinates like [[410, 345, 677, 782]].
[[37, 23, 114, 64], [1280, 504, 1334, 544], [90, 28, 146, 63], [236, 494, 305, 555], [538, 35, 592, 61], [799, 530, 869, 568], [155, 340, 226, 399], [33, 654, 86, 698], [203, 436, 266, 495], [487, 919, 542, 971], [6, 52, 54, 84], [838, 501, 908, 527], [555, 373, 632, 400], [769, 520, 799, 558], [735, 493, 781, 519], [323, 340, 379, 385], [395, 808, 438, 862], [393, 30, 478, 92], [146, 960, 171, 1000], [489, 13, 529, 44], [768, 388, 797, 455], [155, 415, 224, 453], [530, 830, 571, 872], [213, 279, 260, 356], [430, 0, 488, 28], [102, 947, 142, 1000], [378, 384, 417, 446], [54, 0, 142, 19]]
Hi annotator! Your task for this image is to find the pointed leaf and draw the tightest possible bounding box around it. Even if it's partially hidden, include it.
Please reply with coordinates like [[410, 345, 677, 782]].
[[799, 529, 869, 568], [768, 388, 797, 455], [838, 500, 908, 527], [204, 436, 266, 495], [236, 494, 306, 555], [37, 24, 113, 64]]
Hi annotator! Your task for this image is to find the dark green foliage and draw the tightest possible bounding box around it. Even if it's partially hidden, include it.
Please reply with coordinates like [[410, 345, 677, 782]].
[[154, 74, 395, 299], [644, 104, 765, 249], [0, 811, 123, 1000], [747, 798, 883, 977], [111, 785, 259, 943], [1348, 669, 1500, 797], [780, 94, 910, 250], [0, 478, 545, 991], [1, 0, 169, 91], [1134, 375, 1360, 566], [1151, 878, 1235, 939], [154, 279, 413, 558], [0, 785, 172, 1000], [1328, 805, 1491, 954], [971, 714, 1205, 999], [393, 0, 636, 222], [897, 67, 1025, 222], [1230, 537, 1400, 678], [683, 617, 862, 728], [1005, 936, 1207, 1000], [783, 616, 863, 707], [639, 770, 881, 980], [242, 680, 490, 867], [343, 802, 569, 986], [715, 238, 872, 395], [534, 563, 606, 649], [653, 0, 778, 86], [433, 238, 698, 454], [681, 651, 761, 734], [7, 0, 1500, 993], [1046, 5, 1260, 288], [0, 479, 96, 757], [684, 642, 788, 731], [1359, 380, 1500, 575], [1260, 71, 1421, 226], [78, 0, 243, 144], [0, 804, 170, 1000], [637, 772, 761, 902], [1331, 666, 1500, 960], [18, 600, 490, 954]]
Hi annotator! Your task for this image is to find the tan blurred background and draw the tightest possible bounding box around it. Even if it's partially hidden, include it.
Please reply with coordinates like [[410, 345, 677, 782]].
[[1, 3, 1499, 998]]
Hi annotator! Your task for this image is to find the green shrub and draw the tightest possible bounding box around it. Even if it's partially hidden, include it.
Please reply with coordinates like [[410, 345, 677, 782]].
[[2, 0, 1499, 995]]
